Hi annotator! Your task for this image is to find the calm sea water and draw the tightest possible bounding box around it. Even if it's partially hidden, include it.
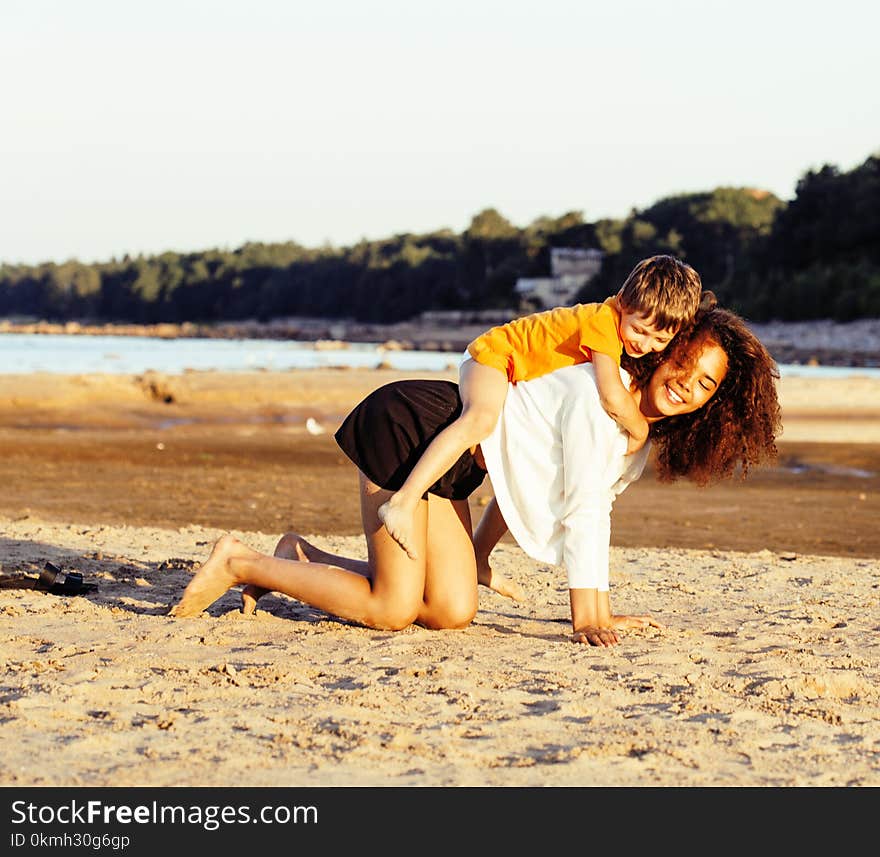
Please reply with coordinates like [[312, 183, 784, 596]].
[[1, 332, 878, 379], [0, 333, 461, 375]]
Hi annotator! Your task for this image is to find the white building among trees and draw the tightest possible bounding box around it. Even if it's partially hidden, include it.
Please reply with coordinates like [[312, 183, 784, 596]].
[[515, 247, 603, 308]]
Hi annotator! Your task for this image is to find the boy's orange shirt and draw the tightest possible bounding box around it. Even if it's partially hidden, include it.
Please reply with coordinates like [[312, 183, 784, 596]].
[[466, 297, 622, 382]]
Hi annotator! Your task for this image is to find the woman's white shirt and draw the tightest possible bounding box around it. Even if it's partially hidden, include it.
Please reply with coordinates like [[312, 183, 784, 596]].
[[480, 362, 650, 591]]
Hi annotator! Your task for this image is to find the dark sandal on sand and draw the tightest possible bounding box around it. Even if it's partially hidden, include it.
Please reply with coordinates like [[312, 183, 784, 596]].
[[36, 562, 97, 596]]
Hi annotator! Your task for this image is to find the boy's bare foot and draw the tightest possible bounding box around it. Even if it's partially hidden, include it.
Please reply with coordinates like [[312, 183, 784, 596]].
[[240, 531, 311, 615], [476, 555, 525, 602], [169, 534, 247, 618], [377, 498, 418, 560]]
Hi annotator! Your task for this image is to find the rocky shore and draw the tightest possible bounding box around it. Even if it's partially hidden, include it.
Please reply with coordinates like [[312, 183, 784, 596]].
[[2, 313, 879, 367], [745, 318, 880, 368]]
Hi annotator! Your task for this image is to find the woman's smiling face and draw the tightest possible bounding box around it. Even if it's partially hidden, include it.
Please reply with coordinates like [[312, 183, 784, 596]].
[[643, 339, 729, 418]]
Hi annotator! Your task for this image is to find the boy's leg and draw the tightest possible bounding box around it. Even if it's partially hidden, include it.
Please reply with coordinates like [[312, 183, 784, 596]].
[[378, 359, 508, 560]]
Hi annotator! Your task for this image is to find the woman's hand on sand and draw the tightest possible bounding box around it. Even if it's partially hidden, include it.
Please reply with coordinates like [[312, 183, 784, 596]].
[[571, 625, 619, 647], [571, 615, 664, 646]]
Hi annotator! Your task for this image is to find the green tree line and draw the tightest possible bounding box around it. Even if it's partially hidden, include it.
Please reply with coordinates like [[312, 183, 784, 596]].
[[1, 153, 878, 324]]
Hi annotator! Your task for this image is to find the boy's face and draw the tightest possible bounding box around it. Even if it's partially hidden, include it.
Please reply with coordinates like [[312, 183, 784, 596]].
[[618, 310, 676, 358]]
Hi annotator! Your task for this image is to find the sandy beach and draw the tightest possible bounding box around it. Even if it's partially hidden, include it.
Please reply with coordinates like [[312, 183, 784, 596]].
[[1, 367, 878, 786]]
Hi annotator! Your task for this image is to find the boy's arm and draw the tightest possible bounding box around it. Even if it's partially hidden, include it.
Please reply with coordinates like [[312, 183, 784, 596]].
[[590, 351, 649, 453]]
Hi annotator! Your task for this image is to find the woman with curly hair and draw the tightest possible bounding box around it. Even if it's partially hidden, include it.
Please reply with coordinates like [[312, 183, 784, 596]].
[[474, 299, 782, 645], [622, 299, 781, 486], [169, 300, 781, 647]]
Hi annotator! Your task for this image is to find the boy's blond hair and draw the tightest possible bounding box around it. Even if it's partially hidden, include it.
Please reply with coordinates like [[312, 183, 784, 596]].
[[617, 255, 702, 332]]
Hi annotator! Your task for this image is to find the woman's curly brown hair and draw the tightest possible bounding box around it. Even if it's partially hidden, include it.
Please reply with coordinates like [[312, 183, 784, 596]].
[[622, 297, 782, 486]]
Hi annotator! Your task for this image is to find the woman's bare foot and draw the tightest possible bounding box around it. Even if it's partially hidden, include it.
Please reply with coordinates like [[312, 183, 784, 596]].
[[476, 555, 525, 602], [169, 534, 249, 618], [377, 497, 418, 560], [240, 532, 311, 615]]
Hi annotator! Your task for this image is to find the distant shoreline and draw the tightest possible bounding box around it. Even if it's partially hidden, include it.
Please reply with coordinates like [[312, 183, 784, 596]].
[[2, 314, 879, 368]]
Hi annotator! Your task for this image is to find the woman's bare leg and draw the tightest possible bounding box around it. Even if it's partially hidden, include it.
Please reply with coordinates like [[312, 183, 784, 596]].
[[170, 472, 478, 631], [240, 531, 370, 615], [415, 495, 479, 629], [241, 499, 522, 614], [378, 359, 508, 560], [472, 496, 525, 602]]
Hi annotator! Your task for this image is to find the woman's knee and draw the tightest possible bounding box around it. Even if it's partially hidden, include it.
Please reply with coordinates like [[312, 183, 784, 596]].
[[372, 606, 421, 632], [364, 595, 422, 632], [419, 596, 477, 631]]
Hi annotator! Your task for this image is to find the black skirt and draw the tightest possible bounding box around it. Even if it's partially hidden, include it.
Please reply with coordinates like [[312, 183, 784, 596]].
[[334, 379, 487, 500]]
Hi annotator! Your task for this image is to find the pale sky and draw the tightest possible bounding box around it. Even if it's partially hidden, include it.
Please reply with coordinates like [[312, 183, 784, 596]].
[[2, 0, 877, 266]]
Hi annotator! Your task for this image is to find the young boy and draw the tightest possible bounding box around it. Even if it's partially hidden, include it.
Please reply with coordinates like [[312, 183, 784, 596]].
[[378, 254, 703, 559]]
